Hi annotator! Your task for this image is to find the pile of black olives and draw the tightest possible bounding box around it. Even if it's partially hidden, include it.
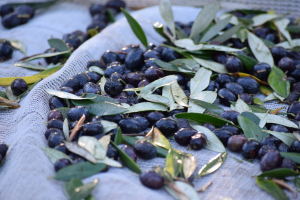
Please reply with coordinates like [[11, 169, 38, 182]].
[[0, 4, 35, 29]]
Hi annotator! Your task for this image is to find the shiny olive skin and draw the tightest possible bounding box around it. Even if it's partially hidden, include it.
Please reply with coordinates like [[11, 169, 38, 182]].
[[104, 78, 123, 97], [220, 125, 240, 135], [134, 117, 149, 131], [82, 122, 103, 136], [83, 82, 100, 94], [218, 88, 237, 107], [220, 110, 240, 125], [122, 145, 137, 162], [175, 128, 198, 146], [54, 158, 72, 172], [225, 56, 243, 72], [291, 64, 300, 80], [10, 78, 28, 96], [227, 135, 247, 152], [102, 114, 124, 124], [161, 48, 180, 62], [145, 111, 165, 126], [138, 80, 150, 88], [190, 132, 207, 150], [241, 140, 260, 159], [288, 91, 300, 104], [140, 171, 164, 189], [212, 51, 227, 64], [119, 118, 141, 133], [44, 128, 63, 140], [47, 119, 63, 130], [0, 5, 14, 17], [293, 82, 300, 93], [49, 96, 67, 110], [287, 102, 300, 119], [258, 145, 277, 160], [47, 110, 63, 121], [106, 146, 119, 160], [60, 78, 80, 91], [260, 136, 282, 148], [278, 57, 295, 74], [155, 118, 177, 137], [125, 49, 144, 70], [0, 40, 13, 61], [134, 141, 157, 160], [216, 74, 235, 87], [252, 62, 271, 81], [269, 124, 288, 133], [67, 106, 89, 122], [85, 72, 102, 83], [86, 60, 106, 70], [176, 118, 191, 130], [104, 62, 126, 78], [0, 144, 8, 158], [2, 13, 21, 29], [106, 0, 126, 13], [289, 140, 300, 153], [236, 77, 259, 94], [278, 143, 290, 152], [73, 73, 90, 89], [144, 50, 161, 60], [89, 4, 106, 16], [102, 51, 118, 65], [239, 93, 254, 105], [280, 158, 297, 171], [203, 123, 215, 131], [225, 82, 244, 96], [54, 143, 69, 154], [145, 67, 165, 81], [213, 129, 233, 146], [206, 81, 219, 91], [125, 72, 144, 86], [48, 132, 64, 148], [260, 150, 282, 172]]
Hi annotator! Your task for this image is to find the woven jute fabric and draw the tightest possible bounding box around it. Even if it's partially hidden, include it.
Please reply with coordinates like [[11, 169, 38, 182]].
[[0, 2, 296, 200]]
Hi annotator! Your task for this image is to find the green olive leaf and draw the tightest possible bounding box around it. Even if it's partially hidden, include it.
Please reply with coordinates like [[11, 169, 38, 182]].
[[171, 82, 189, 107], [197, 152, 227, 178], [274, 19, 293, 47], [182, 155, 197, 180], [294, 177, 300, 192], [263, 93, 279, 102], [48, 38, 69, 52], [153, 127, 171, 150], [236, 28, 248, 42], [235, 99, 252, 113], [106, 8, 116, 23], [0, 39, 27, 55], [89, 66, 104, 75], [280, 152, 300, 164], [139, 75, 178, 95], [235, 54, 258, 71], [258, 168, 300, 179], [268, 66, 290, 98], [190, 67, 212, 96], [63, 118, 69, 140], [20, 49, 71, 63], [254, 97, 264, 106], [78, 136, 107, 160], [188, 91, 217, 114], [14, 62, 47, 71], [159, 0, 176, 39], [139, 93, 170, 107], [254, 113, 297, 128], [256, 177, 289, 200], [252, 14, 281, 26], [211, 24, 242, 44], [237, 115, 264, 142], [152, 22, 173, 43], [276, 39, 300, 49], [174, 181, 200, 200], [192, 56, 228, 73], [64, 178, 83, 199], [165, 149, 182, 178], [125, 102, 168, 114], [174, 38, 203, 51], [46, 89, 96, 100], [189, 98, 224, 115], [65, 141, 97, 163], [263, 130, 296, 146], [41, 147, 72, 164], [0, 91, 7, 99], [114, 127, 122, 145]]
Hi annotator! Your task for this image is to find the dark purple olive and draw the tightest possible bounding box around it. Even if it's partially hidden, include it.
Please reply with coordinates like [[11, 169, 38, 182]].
[[225, 56, 243, 72], [258, 145, 277, 160], [218, 88, 237, 107], [140, 171, 164, 189], [212, 51, 227, 64], [145, 111, 165, 126], [134, 141, 157, 160], [104, 78, 123, 97], [119, 118, 141, 133], [175, 128, 197, 146], [239, 93, 254, 105], [236, 77, 259, 94], [260, 136, 282, 148], [260, 150, 282, 172], [125, 49, 144, 70], [54, 158, 72, 172], [225, 82, 244, 96], [138, 80, 150, 88], [11, 78, 28, 96], [252, 63, 271, 81], [213, 129, 233, 146], [122, 145, 137, 162], [287, 101, 300, 119], [220, 110, 240, 125], [49, 96, 67, 110], [242, 139, 260, 159], [190, 132, 207, 150], [278, 57, 295, 74], [47, 110, 63, 121], [176, 118, 191, 130], [67, 106, 89, 122], [125, 72, 144, 86], [220, 125, 240, 135], [280, 158, 297, 171], [145, 67, 165, 81], [155, 118, 177, 137], [48, 132, 64, 148], [269, 124, 288, 133], [203, 123, 215, 131], [227, 135, 247, 152]]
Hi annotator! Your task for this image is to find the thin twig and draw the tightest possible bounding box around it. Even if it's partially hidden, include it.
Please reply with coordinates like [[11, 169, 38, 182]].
[[68, 114, 85, 141], [197, 182, 212, 193]]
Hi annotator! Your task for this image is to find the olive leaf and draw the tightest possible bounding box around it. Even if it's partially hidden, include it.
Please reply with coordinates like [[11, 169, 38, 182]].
[[274, 18, 293, 47], [189, 1, 220, 39], [252, 14, 281, 26], [182, 155, 197, 180], [0, 39, 27, 55], [258, 168, 300, 179], [139, 93, 170, 107], [153, 127, 171, 150], [286, 25, 300, 33], [99, 76, 106, 95], [78, 136, 107, 160], [111, 141, 142, 174], [21, 49, 71, 63], [106, 8, 116, 23], [165, 149, 182, 178], [190, 122, 226, 153], [260, 85, 273, 96], [254, 97, 264, 106], [200, 16, 232, 42], [238, 115, 264, 142], [171, 82, 189, 107], [236, 28, 248, 42], [263, 130, 296, 146], [101, 120, 118, 134], [0, 91, 7, 99], [14, 62, 47, 71], [201, 45, 241, 52], [276, 39, 300, 49], [211, 24, 242, 44], [53, 162, 106, 181], [125, 102, 168, 114], [121, 8, 148, 48], [5, 86, 19, 102], [254, 113, 298, 128], [139, 75, 178, 95], [97, 157, 122, 167], [241, 112, 261, 125], [197, 152, 227, 178], [65, 178, 98, 200], [114, 127, 122, 145], [46, 89, 95, 100], [188, 91, 217, 114], [152, 22, 173, 43], [218, 13, 239, 25], [153, 59, 193, 74], [268, 66, 290, 98], [192, 56, 228, 73], [170, 58, 199, 69], [273, 92, 285, 101], [173, 181, 200, 200], [280, 152, 300, 164], [263, 93, 278, 102], [235, 99, 252, 113], [41, 147, 72, 164], [63, 118, 69, 140], [235, 54, 258, 71], [48, 38, 69, 52], [190, 67, 212, 96], [189, 98, 224, 115], [89, 66, 104, 75], [72, 100, 126, 117], [159, 0, 176, 39], [247, 31, 274, 67], [174, 39, 203, 51], [256, 177, 289, 200], [259, 112, 268, 128], [65, 141, 97, 163]]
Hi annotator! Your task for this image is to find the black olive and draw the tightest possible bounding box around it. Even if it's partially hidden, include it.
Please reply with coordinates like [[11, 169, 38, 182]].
[[54, 158, 72, 172], [54, 143, 69, 154], [220, 110, 240, 125], [49, 96, 67, 110], [145, 111, 165, 126], [260, 150, 282, 172], [154, 45, 166, 54], [291, 64, 300, 80], [225, 56, 243, 72], [64, 37, 81, 50], [260, 136, 282, 148], [44, 48, 63, 64], [2, 13, 21, 29], [106, 0, 126, 13], [258, 145, 277, 160], [280, 158, 297, 171], [227, 135, 247, 152], [86, 60, 106, 70], [15, 5, 34, 19], [148, 43, 156, 50], [287, 101, 300, 119], [144, 50, 161, 60], [134, 116, 149, 131], [225, 82, 244, 96], [125, 49, 144, 70], [122, 145, 136, 162], [176, 118, 191, 130], [269, 124, 288, 133], [278, 57, 295, 74], [93, 13, 108, 24], [89, 4, 106, 16], [0, 40, 13, 61], [102, 114, 124, 123], [190, 132, 207, 150], [252, 62, 271, 81], [236, 77, 259, 94], [134, 141, 157, 160], [48, 132, 64, 148], [253, 27, 269, 39], [218, 88, 237, 107], [155, 118, 177, 137], [45, 128, 63, 140], [124, 84, 135, 96], [106, 145, 119, 160], [241, 139, 260, 159], [47, 110, 63, 121], [239, 93, 254, 105], [140, 171, 164, 189], [86, 72, 102, 83], [220, 125, 240, 135], [203, 123, 215, 131], [104, 78, 123, 97], [73, 73, 90, 89], [213, 129, 233, 146], [145, 67, 165, 81], [206, 81, 219, 91], [110, 72, 123, 80], [60, 78, 80, 91], [212, 51, 227, 64], [175, 128, 197, 146], [47, 119, 63, 130], [278, 143, 290, 152], [86, 21, 106, 35], [287, 76, 297, 85], [289, 140, 300, 153], [293, 82, 300, 93], [216, 74, 235, 87], [0, 5, 14, 17], [161, 48, 180, 62], [125, 72, 144, 86], [119, 118, 141, 133], [83, 82, 101, 94], [0, 144, 8, 158], [67, 106, 89, 122], [102, 51, 118, 65], [10, 78, 28, 96], [82, 122, 103, 136], [265, 33, 276, 43], [144, 58, 160, 68], [104, 62, 126, 78]]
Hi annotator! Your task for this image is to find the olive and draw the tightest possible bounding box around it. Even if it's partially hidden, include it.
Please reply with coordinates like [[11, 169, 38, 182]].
[[86, 60, 106, 70], [59, 87, 74, 94], [260, 136, 282, 148], [278, 57, 295, 74], [241, 139, 260, 159], [138, 80, 150, 88], [239, 93, 254, 105], [15, 5, 34, 19], [0, 5, 13, 17], [175, 128, 197, 146], [67, 106, 89, 122], [44, 128, 63, 140], [155, 118, 177, 137], [89, 116, 102, 123], [134, 116, 149, 131], [278, 143, 290, 152], [258, 145, 277, 160], [280, 158, 297, 171], [104, 78, 123, 97], [75, 89, 84, 97], [220, 110, 240, 125], [104, 62, 126, 78], [265, 33, 276, 43], [60, 78, 80, 91], [110, 72, 123, 81], [236, 77, 259, 94], [86, 21, 106, 35], [269, 124, 288, 133], [148, 43, 156, 50], [190, 132, 207, 150], [154, 45, 166, 54], [102, 114, 124, 123], [220, 125, 240, 135], [287, 76, 297, 85], [140, 171, 164, 189], [260, 150, 282, 172], [206, 81, 219, 91], [49, 96, 67, 110], [2, 13, 21, 29], [73, 73, 90, 89], [102, 51, 118, 65], [134, 141, 157, 160], [216, 74, 235, 87], [0, 144, 8, 158], [225, 56, 243, 72], [227, 135, 247, 152], [252, 63, 271, 81], [293, 82, 300, 93], [10, 78, 28, 96], [144, 50, 161, 60], [119, 118, 141, 133], [83, 82, 101, 94], [54, 143, 69, 154], [124, 84, 135, 96], [106, 0, 126, 13], [125, 49, 144, 70], [106, 145, 119, 160], [0, 40, 13, 61], [122, 145, 136, 162], [48, 132, 64, 148], [121, 44, 140, 54], [203, 123, 215, 131], [47, 119, 63, 130], [291, 64, 300, 80], [225, 82, 244, 96], [161, 48, 180, 62], [218, 88, 237, 107], [54, 158, 72, 172], [145, 67, 165, 81], [144, 58, 160, 68], [86, 72, 102, 83], [174, 74, 186, 86], [125, 72, 144, 86], [289, 140, 300, 152], [82, 122, 103, 136], [213, 129, 233, 146], [253, 27, 269, 39], [44, 48, 63, 64], [212, 51, 227, 64], [47, 110, 63, 121], [89, 4, 106, 16], [64, 37, 81, 50], [145, 111, 165, 126], [287, 101, 300, 118], [176, 118, 191, 130], [93, 13, 108, 24]]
